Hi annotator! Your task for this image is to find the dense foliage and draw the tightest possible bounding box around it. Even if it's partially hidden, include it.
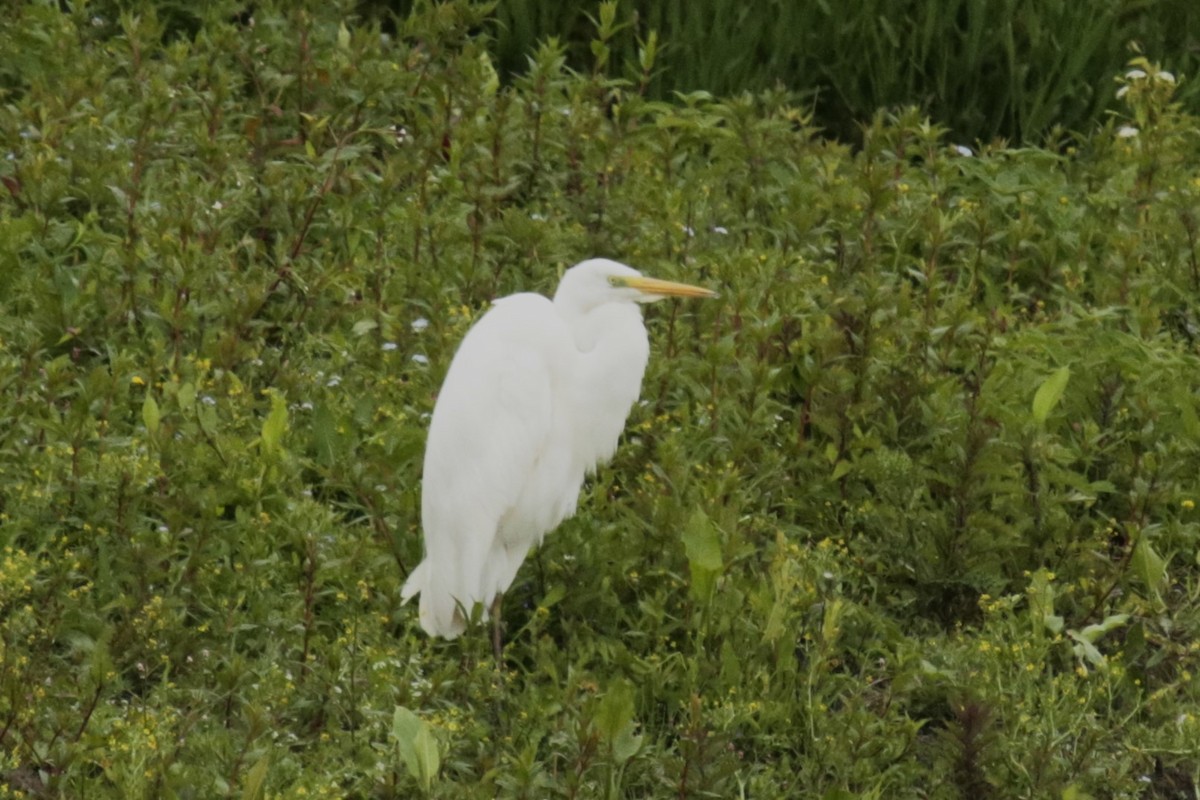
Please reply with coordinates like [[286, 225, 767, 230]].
[[407, 0, 1200, 143], [1, 1, 1199, 797]]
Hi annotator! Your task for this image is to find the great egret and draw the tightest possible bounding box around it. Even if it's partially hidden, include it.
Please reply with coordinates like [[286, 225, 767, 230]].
[[401, 259, 716, 653]]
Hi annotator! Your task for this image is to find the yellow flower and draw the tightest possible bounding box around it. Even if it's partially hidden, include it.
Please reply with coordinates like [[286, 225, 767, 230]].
[[131, 375, 145, 386], [1183, 499, 1195, 510]]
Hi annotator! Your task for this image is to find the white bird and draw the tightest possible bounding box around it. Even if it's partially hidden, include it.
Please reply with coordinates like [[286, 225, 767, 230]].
[[400, 258, 716, 652]]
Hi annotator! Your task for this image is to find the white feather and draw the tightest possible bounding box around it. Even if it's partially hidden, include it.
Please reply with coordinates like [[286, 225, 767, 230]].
[[401, 259, 702, 638]]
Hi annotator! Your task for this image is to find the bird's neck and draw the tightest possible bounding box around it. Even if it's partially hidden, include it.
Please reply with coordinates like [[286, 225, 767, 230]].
[[565, 302, 643, 352]]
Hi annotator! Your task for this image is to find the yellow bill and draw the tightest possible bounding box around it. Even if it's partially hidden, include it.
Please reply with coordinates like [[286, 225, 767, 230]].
[[621, 275, 719, 299]]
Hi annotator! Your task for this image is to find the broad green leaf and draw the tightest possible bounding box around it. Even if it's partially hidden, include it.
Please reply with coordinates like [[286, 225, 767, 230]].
[[142, 393, 160, 436], [177, 381, 196, 411], [392, 706, 421, 751], [1176, 386, 1200, 438], [681, 509, 722, 599], [1032, 366, 1070, 423], [198, 401, 219, 437], [241, 754, 269, 800], [821, 597, 844, 646], [539, 584, 566, 610], [1062, 785, 1097, 800], [594, 679, 634, 742], [1131, 536, 1168, 602], [392, 707, 440, 791], [1068, 630, 1106, 668], [1078, 613, 1130, 643], [352, 318, 378, 336], [1027, 568, 1061, 634], [261, 392, 288, 454], [411, 726, 440, 791], [612, 724, 643, 764], [311, 403, 340, 466]]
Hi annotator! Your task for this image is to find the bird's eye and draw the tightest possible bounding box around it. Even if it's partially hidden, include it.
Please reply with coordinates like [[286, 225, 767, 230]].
[[607, 276, 621, 287]]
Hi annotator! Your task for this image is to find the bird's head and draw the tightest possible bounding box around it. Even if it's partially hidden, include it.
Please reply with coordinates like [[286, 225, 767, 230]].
[[555, 259, 717, 311]]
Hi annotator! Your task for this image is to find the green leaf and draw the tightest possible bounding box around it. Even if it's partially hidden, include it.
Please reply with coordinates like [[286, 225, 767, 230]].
[[310, 403, 340, 466], [1027, 568, 1061, 634], [177, 381, 196, 412], [612, 724, 643, 764], [142, 393, 160, 436], [241, 754, 269, 800], [821, 597, 844, 646], [1032, 365, 1070, 423], [392, 707, 440, 792], [261, 392, 288, 455], [539, 584, 566, 610], [594, 679, 637, 762], [411, 726, 440, 791], [1078, 613, 1130, 643], [1068, 629, 1106, 668], [681, 509, 722, 599], [1131, 535, 1168, 602]]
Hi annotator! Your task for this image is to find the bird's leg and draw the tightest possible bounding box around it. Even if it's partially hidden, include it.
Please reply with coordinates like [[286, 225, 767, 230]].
[[490, 593, 504, 663]]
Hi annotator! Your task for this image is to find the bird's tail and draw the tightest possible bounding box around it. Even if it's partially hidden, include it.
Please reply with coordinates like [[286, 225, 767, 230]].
[[401, 560, 467, 639], [399, 561, 425, 604]]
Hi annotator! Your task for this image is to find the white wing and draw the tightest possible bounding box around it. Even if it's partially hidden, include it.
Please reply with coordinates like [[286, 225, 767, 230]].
[[401, 294, 582, 638]]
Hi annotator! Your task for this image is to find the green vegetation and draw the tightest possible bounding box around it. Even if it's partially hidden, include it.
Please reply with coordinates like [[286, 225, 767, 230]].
[[1, 1, 1199, 797], [469, 0, 1200, 143]]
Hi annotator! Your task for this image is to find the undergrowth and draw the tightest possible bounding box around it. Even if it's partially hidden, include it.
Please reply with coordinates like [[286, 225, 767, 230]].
[[0, 2, 1199, 798]]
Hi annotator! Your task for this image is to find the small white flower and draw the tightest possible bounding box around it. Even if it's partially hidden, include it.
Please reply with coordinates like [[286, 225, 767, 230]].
[[411, 354, 429, 365], [1157, 70, 1176, 85], [300, 401, 314, 411], [1117, 126, 1139, 139], [326, 375, 342, 387], [382, 341, 398, 351], [211, 200, 223, 211], [1125, 68, 1147, 80], [711, 225, 729, 235], [158, 525, 169, 533], [201, 395, 216, 406], [411, 317, 429, 333], [682, 225, 695, 238], [530, 212, 547, 222], [953, 144, 974, 157], [1116, 86, 1129, 99]]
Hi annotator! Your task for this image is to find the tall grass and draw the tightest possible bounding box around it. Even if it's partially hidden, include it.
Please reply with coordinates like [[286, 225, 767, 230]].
[[465, 0, 1200, 143]]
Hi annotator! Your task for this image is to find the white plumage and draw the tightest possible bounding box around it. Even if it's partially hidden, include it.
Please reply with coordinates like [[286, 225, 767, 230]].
[[400, 259, 715, 640]]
